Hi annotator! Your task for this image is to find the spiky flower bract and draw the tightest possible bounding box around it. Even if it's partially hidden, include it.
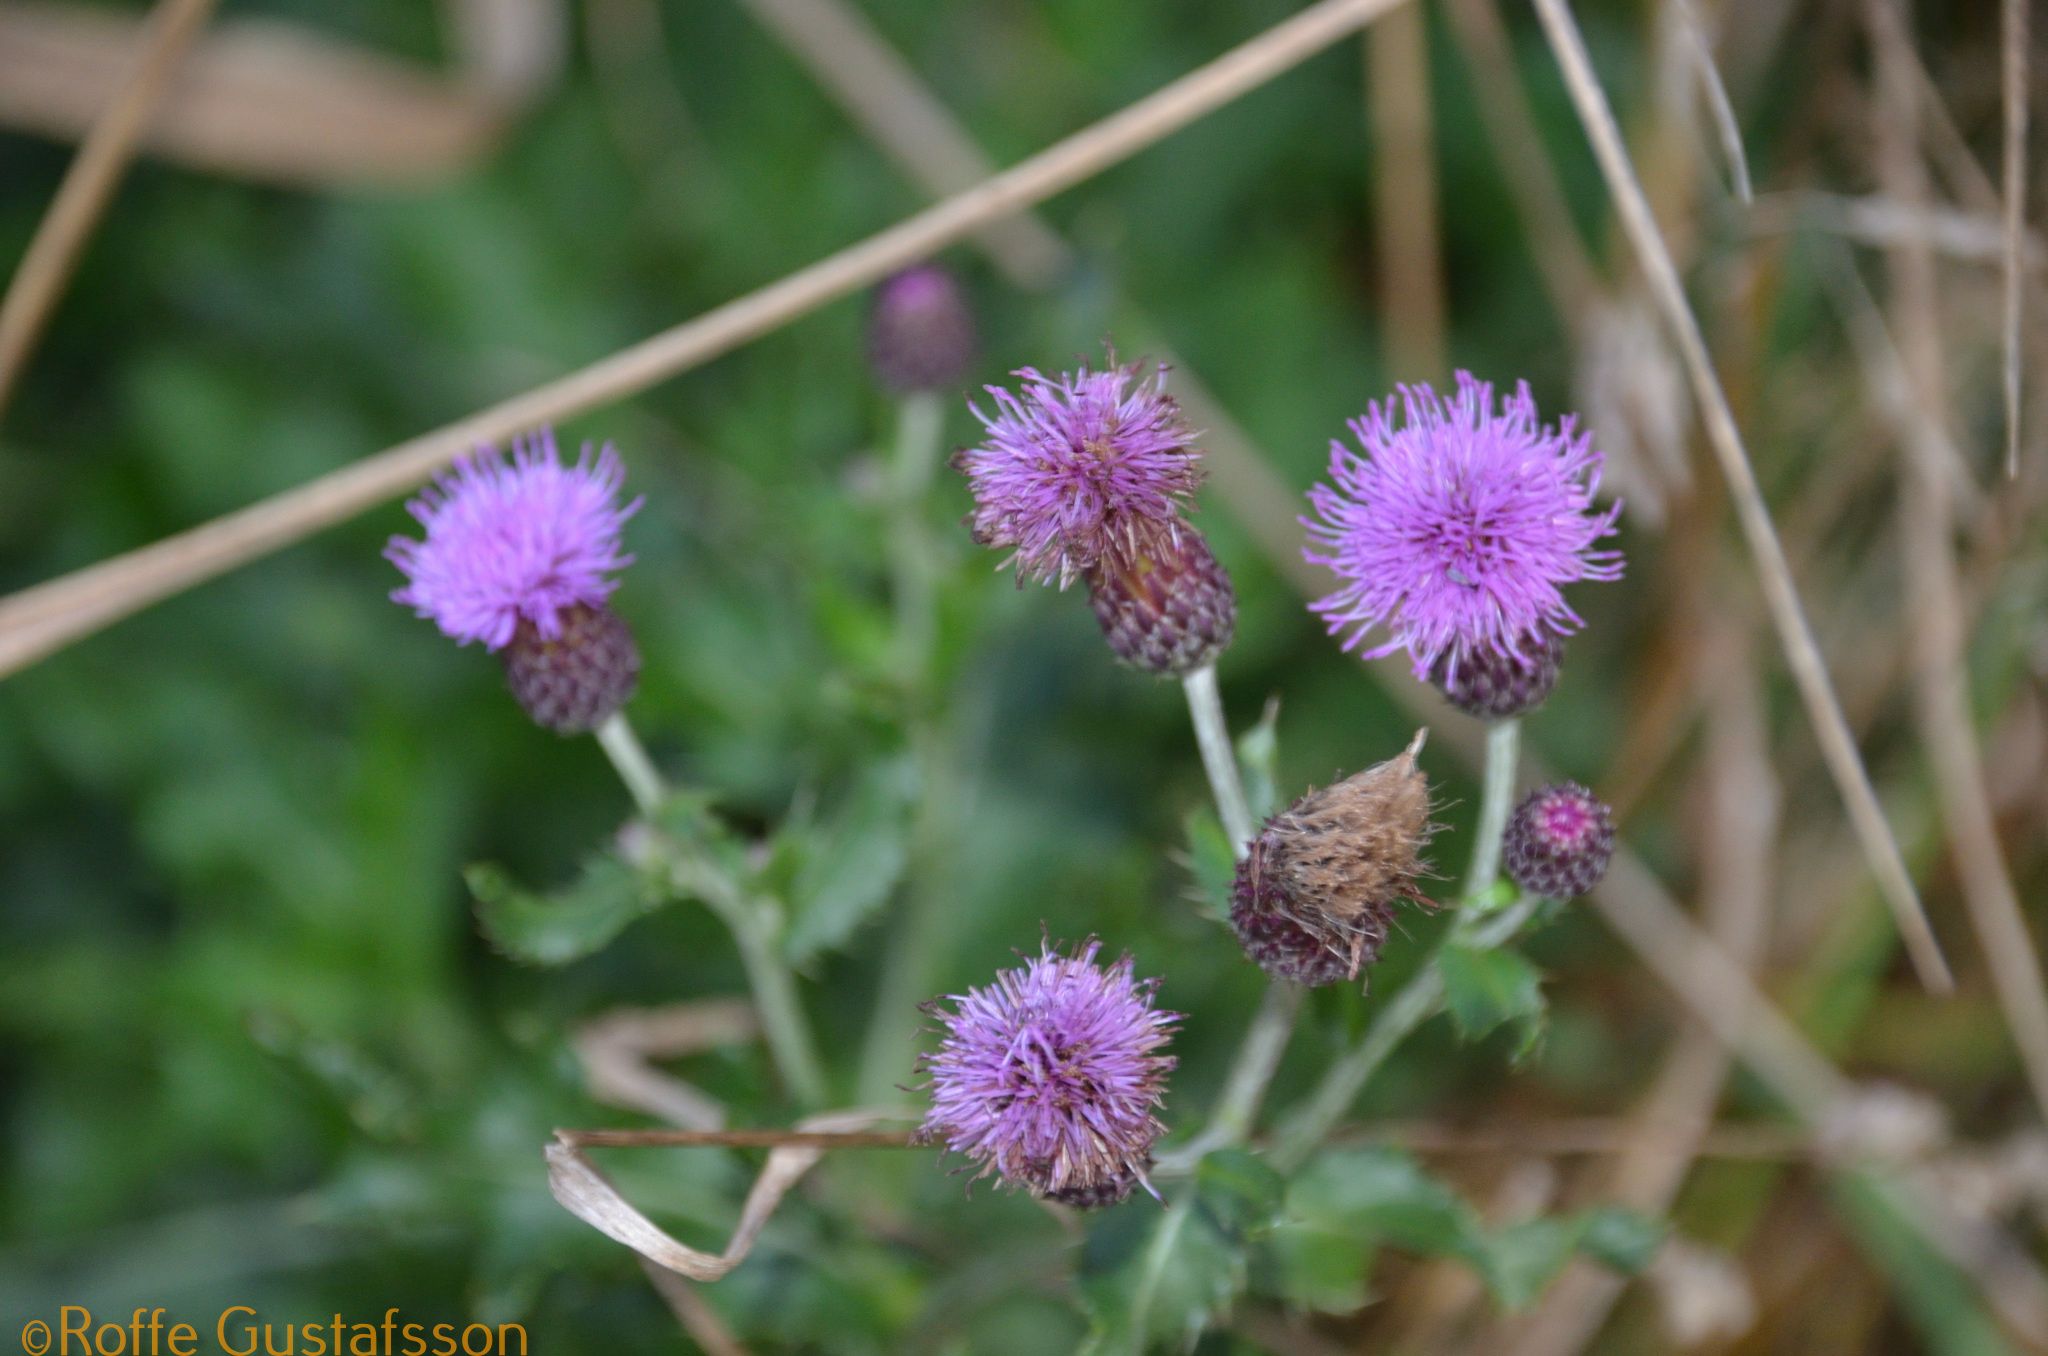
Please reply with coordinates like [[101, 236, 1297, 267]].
[[1303, 373, 1622, 681], [955, 355, 1203, 588], [1087, 525, 1237, 677], [868, 263, 977, 393], [915, 940, 1177, 1206], [1230, 731, 1435, 986], [387, 430, 640, 652]]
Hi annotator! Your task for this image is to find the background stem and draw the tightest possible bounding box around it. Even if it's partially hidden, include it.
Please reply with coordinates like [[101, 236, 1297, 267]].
[[857, 392, 953, 1102]]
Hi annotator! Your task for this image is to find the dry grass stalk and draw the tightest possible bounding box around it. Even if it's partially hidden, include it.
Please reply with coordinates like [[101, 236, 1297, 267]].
[[2003, 0, 2031, 479], [1530, 0, 1952, 993], [547, 1111, 909, 1281], [0, 0, 218, 420], [1495, 648, 1775, 1356], [0, 0, 1419, 679], [1860, 9, 2048, 1130], [1672, 0, 1751, 203], [1367, 2, 1447, 379]]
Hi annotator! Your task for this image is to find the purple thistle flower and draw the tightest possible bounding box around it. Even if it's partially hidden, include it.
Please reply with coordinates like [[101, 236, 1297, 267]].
[[387, 430, 641, 652], [916, 940, 1178, 1206], [955, 355, 1203, 587], [1303, 373, 1623, 681]]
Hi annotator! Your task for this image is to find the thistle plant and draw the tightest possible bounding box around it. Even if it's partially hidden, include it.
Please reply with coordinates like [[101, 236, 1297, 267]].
[[915, 939, 1177, 1207]]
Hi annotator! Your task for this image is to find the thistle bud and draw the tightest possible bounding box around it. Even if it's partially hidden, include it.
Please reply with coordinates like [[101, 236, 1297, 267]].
[[1044, 1157, 1154, 1209], [1230, 731, 1434, 986], [1430, 633, 1562, 719], [1085, 527, 1237, 676], [503, 603, 640, 734], [1502, 781, 1614, 899], [867, 264, 977, 393]]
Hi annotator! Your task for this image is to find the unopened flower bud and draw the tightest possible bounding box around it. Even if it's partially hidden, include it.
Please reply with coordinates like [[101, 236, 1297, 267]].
[[1502, 781, 1613, 899], [868, 264, 977, 393], [1230, 731, 1434, 986], [1431, 633, 1562, 718], [1086, 527, 1236, 676], [503, 602, 640, 734]]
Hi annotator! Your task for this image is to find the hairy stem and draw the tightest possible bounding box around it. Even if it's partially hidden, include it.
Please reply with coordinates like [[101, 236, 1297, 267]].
[[1182, 664, 1257, 853], [1462, 717, 1520, 896], [596, 712, 668, 818]]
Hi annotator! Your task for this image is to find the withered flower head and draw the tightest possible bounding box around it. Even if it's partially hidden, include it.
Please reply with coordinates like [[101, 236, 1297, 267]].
[[1230, 730, 1435, 987]]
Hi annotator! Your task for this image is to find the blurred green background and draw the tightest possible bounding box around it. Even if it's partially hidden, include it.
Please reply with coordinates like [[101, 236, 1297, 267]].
[[2, 0, 2042, 1351]]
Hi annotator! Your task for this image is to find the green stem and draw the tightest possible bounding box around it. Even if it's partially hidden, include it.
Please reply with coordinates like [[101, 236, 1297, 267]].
[[593, 714, 828, 1107], [857, 392, 952, 1103], [1272, 892, 1543, 1170], [1463, 718, 1521, 897], [595, 712, 666, 819], [1168, 664, 1299, 1166], [1271, 717, 1530, 1170], [702, 884, 829, 1109], [1182, 665, 1257, 854]]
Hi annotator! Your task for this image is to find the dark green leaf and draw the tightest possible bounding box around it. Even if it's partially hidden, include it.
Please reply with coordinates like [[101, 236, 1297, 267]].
[[466, 854, 668, 966], [1259, 1222, 1372, 1314], [1182, 807, 1237, 925], [1577, 1206, 1667, 1274], [1439, 942, 1547, 1053], [1079, 1150, 1282, 1352], [1287, 1148, 1488, 1266], [1236, 697, 1283, 821], [1482, 1216, 1582, 1309], [781, 756, 918, 964]]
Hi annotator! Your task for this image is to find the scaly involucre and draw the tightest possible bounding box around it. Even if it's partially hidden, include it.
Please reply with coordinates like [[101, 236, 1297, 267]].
[[917, 940, 1177, 1204], [956, 357, 1202, 587], [1303, 373, 1622, 680], [387, 430, 640, 651]]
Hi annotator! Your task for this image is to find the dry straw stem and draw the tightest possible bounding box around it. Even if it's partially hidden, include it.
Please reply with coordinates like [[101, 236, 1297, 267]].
[[1671, 0, 1751, 204], [547, 1111, 908, 1280], [0, 0, 563, 187], [1861, 14, 2048, 1130], [0, 0, 1419, 677], [1530, 0, 1952, 993], [0, 0, 219, 420], [1366, 2, 1447, 379], [731, 0, 1324, 597], [1500, 652, 1778, 1356], [2002, 0, 2030, 480]]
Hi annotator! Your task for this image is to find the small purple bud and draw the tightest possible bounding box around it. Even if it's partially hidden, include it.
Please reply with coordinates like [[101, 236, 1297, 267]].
[[1086, 526, 1236, 676], [1230, 732, 1435, 986], [1430, 632, 1563, 718], [503, 603, 640, 734], [1503, 782, 1614, 899], [915, 940, 1177, 1206], [867, 264, 977, 393]]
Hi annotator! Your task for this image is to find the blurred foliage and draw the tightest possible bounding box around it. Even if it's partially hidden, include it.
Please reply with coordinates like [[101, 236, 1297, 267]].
[[1, 0, 2043, 1352]]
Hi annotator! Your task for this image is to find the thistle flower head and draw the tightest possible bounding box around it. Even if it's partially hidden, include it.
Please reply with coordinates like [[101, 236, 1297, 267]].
[[1087, 525, 1237, 677], [916, 940, 1177, 1206], [955, 355, 1203, 587], [1303, 373, 1622, 680], [1231, 731, 1435, 986], [387, 430, 640, 652], [1503, 782, 1615, 899], [868, 263, 978, 393]]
